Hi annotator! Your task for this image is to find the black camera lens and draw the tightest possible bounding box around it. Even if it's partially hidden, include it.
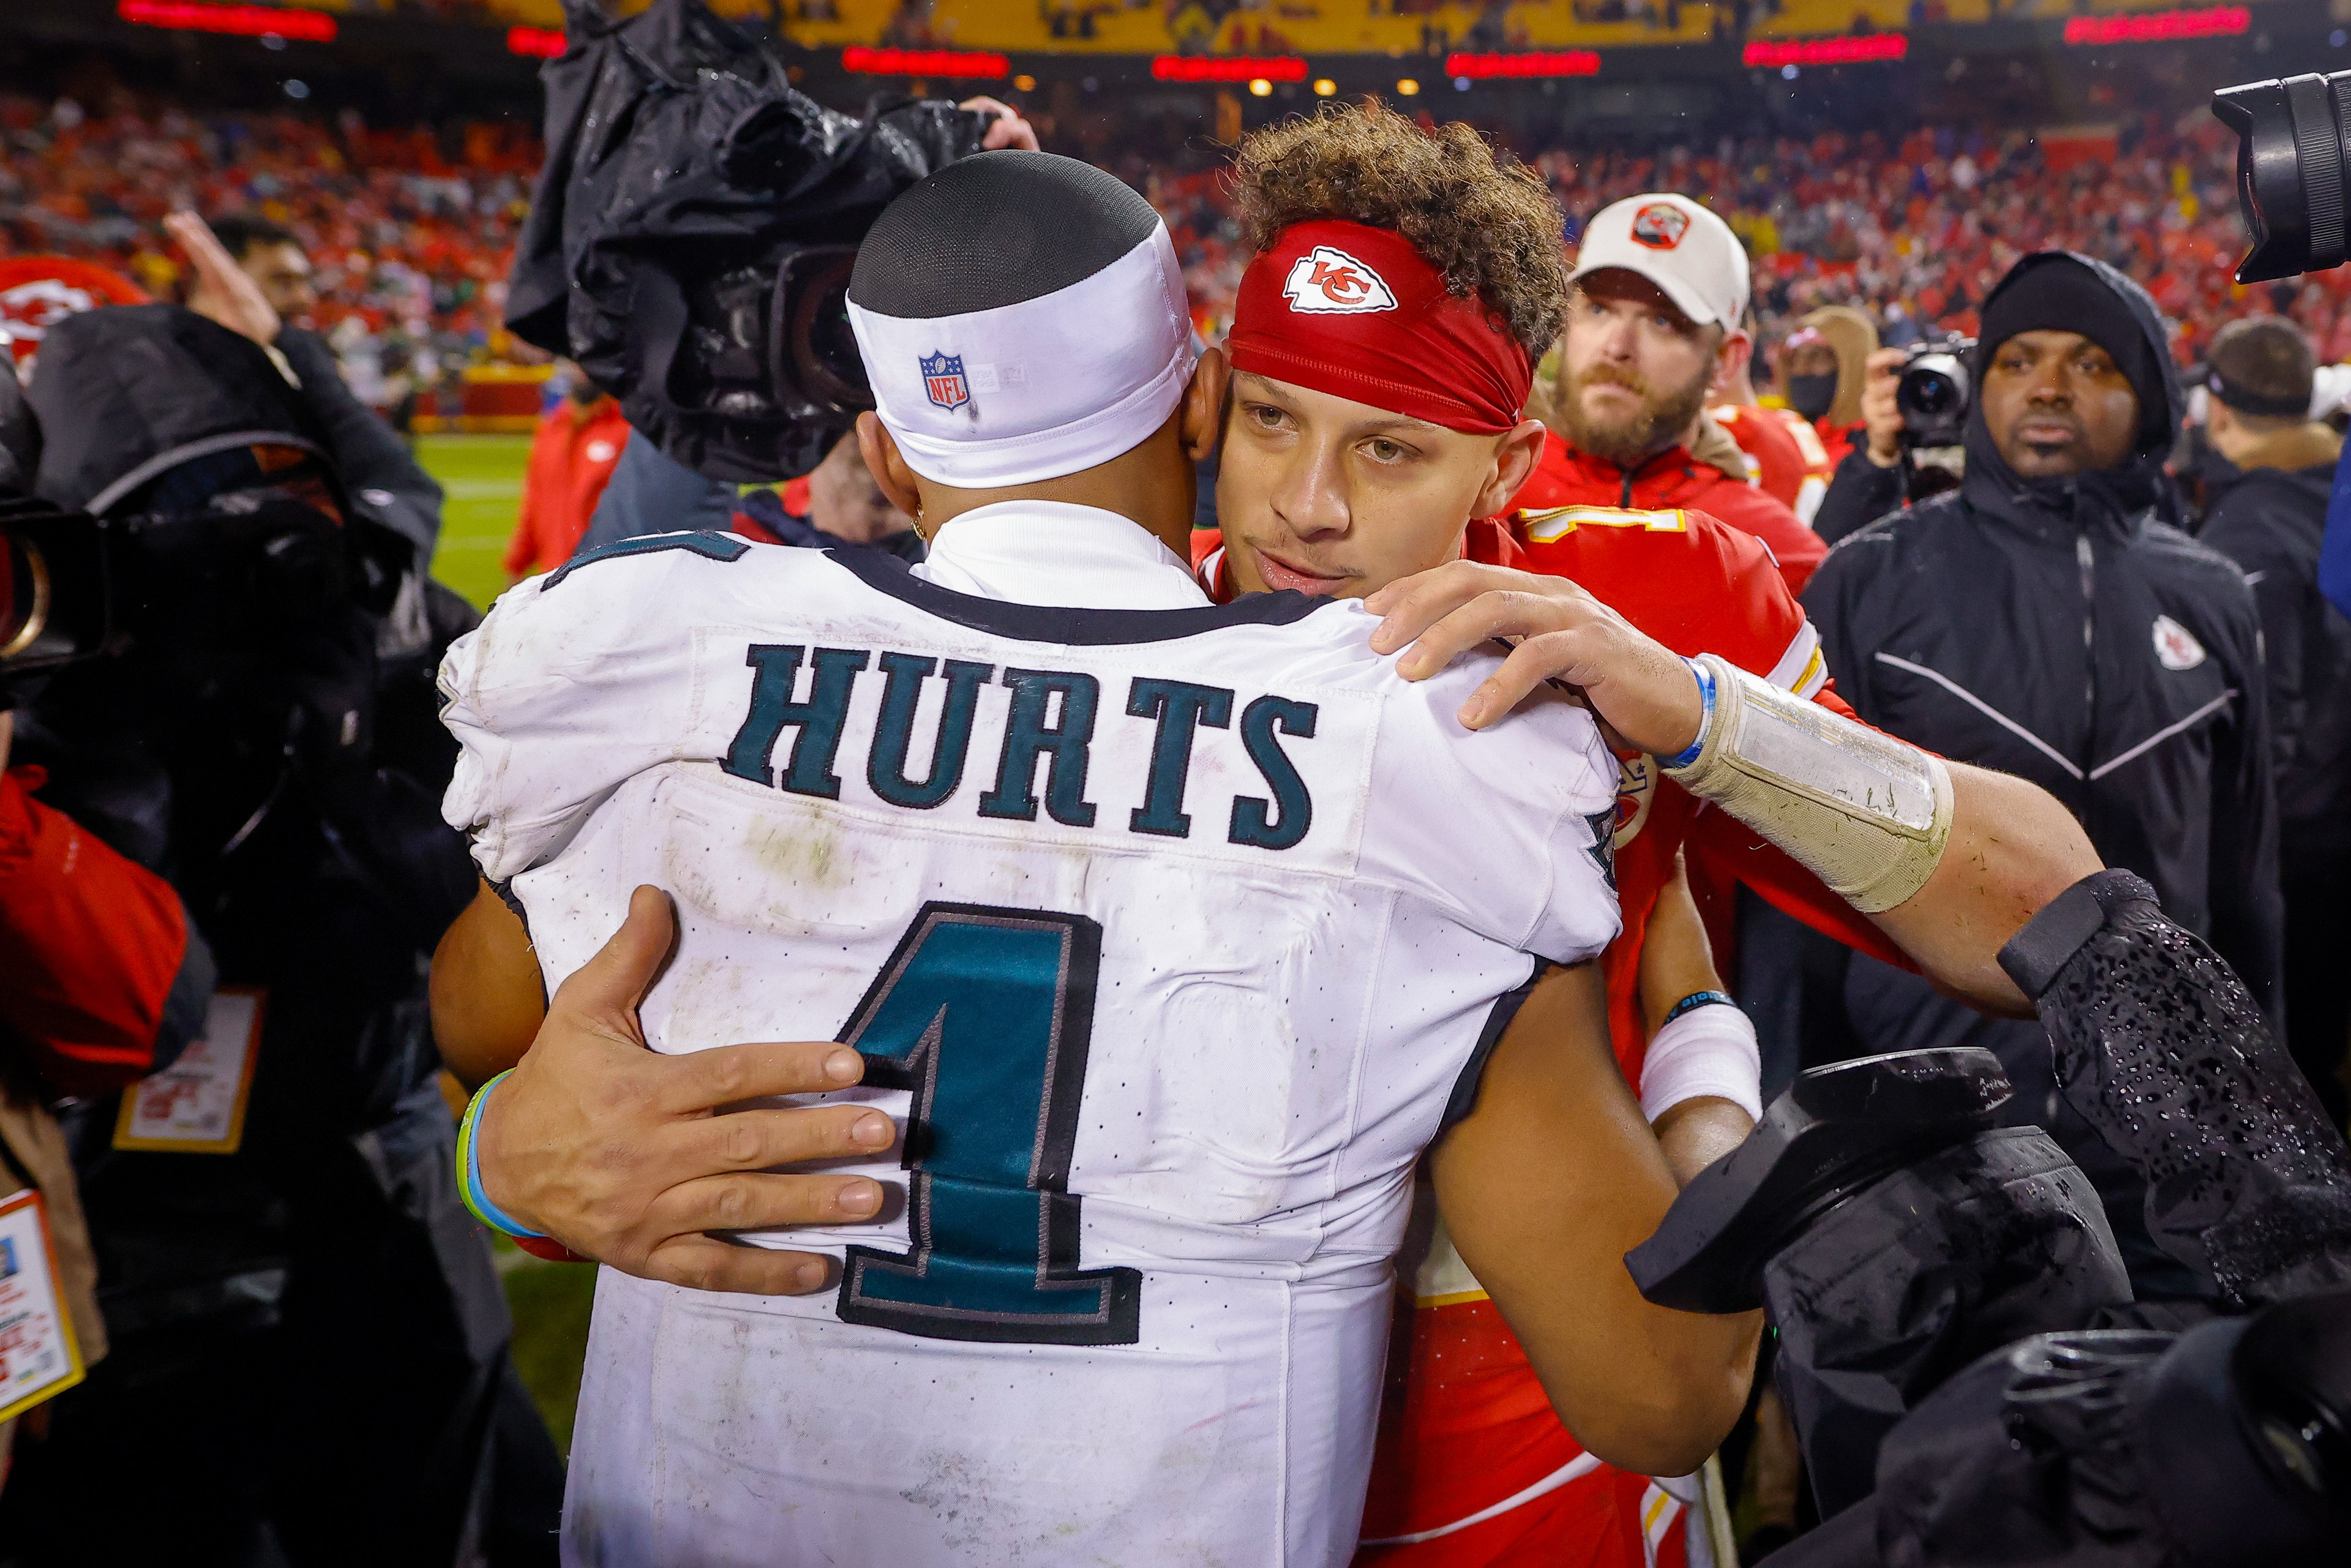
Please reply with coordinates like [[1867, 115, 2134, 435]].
[[1902, 369, 1962, 419], [1895, 339, 1974, 448], [773, 246, 871, 417], [2213, 72, 2351, 282]]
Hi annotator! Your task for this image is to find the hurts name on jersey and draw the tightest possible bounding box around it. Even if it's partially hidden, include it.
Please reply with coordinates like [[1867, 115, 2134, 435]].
[[719, 642, 1324, 852]]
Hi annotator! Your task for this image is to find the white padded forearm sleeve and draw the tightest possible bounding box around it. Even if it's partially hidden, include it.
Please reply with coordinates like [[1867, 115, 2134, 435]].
[[1639, 1002, 1762, 1123], [1663, 653, 1954, 914]]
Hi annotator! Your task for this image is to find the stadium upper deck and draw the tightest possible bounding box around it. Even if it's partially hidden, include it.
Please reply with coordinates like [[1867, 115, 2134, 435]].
[[223, 0, 2307, 56]]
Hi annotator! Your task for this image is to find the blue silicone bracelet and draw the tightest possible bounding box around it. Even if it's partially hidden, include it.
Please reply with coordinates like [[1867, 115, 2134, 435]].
[[1662, 989, 1738, 1027], [1659, 658, 1715, 770], [458, 1069, 547, 1240]]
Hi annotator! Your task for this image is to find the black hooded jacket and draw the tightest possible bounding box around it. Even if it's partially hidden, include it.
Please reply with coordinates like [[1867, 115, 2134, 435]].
[[1801, 255, 2282, 1024], [1782, 257, 2281, 1297]]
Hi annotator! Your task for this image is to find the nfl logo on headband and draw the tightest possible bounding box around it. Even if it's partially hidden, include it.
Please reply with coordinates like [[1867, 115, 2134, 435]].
[[1281, 246, 1398, 315], [921, 350, 971, 411]]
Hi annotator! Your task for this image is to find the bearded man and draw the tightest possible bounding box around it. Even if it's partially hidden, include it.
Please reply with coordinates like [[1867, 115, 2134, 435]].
[[1524, 195, 1823, 595]]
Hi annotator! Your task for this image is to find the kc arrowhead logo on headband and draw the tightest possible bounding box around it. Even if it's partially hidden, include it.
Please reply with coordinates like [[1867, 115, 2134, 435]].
[[1281, 246, 1398, 315]]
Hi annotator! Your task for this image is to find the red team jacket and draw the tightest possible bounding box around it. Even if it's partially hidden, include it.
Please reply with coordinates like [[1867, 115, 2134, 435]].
[[0, 767, 200, 1094], [1513, 429, 1824, 597], [502, 396, 633, 579], [1710, 405, 1837, 528]]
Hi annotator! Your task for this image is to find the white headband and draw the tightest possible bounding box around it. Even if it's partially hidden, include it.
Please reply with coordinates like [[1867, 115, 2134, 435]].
[[847, 224, 1196, 489]]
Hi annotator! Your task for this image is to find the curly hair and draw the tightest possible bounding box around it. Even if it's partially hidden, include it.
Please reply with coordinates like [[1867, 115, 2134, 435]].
[[1229, 101, 1567, 362]]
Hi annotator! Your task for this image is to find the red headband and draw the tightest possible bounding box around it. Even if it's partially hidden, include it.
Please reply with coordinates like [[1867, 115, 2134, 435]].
[[1226, 219, 1532, 434]]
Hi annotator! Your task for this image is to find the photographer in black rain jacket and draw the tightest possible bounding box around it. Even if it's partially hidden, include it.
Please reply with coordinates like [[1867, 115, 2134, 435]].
[[1782, 252, 2283, 1297], [0, 227, 559, 1567]]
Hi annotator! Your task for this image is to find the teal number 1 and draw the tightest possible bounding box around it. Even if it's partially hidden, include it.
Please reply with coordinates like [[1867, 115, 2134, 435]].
[[836, 903, 1142, 1345]]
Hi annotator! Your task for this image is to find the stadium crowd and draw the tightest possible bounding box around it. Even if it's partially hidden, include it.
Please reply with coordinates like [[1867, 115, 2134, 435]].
[[0, 92, 2311, 397], [0, 94, 536, 411]]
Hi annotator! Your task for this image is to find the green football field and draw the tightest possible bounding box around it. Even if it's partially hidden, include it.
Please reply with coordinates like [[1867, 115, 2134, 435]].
[[420, 433, 533, 611], [416, 434, 598, 1453]]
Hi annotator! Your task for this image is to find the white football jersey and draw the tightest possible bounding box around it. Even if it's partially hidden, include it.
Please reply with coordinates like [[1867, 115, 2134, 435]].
[[440, 502, 1622, 1567]]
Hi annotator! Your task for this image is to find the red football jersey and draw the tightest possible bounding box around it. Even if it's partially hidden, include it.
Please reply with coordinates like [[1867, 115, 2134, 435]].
[[1769, 408, 1838, 527], [1712, 403, 1836, 528], [1709, 402, 1804, 511]]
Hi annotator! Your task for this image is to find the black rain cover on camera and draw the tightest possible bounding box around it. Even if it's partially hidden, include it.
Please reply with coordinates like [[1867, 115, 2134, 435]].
[[2000, 869, 2351, 1308], [1765, 1126, 2132, 1518], [23, 304, 336, 517], [506, 0, 989, 482]]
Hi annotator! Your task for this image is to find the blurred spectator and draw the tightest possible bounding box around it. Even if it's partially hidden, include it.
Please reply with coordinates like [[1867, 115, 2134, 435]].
[[2195, 317, 2351, 1126], [1790, 252, 2281, 1296], [503, 361, 628, 580], [178, 211, 448, 583], [0, 94, 2329, 392], [188, 213, 316, 322], [0, 97, 536, 396], [1786, 305, 1879, 465], [1517, 193, 1823, 595], [577, 427, 924, 565], [1715, 306, 1835, 523]]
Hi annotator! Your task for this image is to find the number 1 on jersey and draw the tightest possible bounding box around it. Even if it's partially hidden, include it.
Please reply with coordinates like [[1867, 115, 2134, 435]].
[[837, 903, 1142, 1345]]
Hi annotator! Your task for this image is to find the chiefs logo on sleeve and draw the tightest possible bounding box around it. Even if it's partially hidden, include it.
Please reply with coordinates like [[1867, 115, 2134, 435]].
[[1281, 247, 1398, 314]]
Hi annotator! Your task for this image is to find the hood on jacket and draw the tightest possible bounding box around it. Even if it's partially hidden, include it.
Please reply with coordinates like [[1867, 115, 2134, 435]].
[[1961, 252, 2183, 525], [26, 304, 337, 516], [2221, 419, 2343, 477], [1798, 305, 1879, 429], [1688, 412, 1753, 486]]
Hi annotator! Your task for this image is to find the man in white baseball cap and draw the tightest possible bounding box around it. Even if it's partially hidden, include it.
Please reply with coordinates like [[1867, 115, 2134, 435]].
[[1522, 191, 1823, 592], [1567, 191, 1750, 331]]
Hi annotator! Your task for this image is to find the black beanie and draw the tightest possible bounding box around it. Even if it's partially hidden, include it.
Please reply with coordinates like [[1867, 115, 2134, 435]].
[[1978, 255, 2168, 448]]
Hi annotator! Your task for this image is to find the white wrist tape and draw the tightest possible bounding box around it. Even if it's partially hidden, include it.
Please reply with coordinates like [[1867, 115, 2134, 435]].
[[1639, 1000, 1762, 1124], [1662, 653, 1954, 914]]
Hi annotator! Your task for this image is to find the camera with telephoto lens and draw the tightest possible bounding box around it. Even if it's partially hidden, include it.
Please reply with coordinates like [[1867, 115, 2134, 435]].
[[507, 0, 993, 482], [2, 449, 409, 706], [1897, 334, 1976, 449], [0, 496, 111, 688], [2213, 72, 2351, 282]]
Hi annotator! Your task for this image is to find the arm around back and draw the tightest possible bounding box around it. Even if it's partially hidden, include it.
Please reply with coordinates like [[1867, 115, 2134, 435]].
[[430, 878, 547, 1090], [1431, 961, 1761, 1476]]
